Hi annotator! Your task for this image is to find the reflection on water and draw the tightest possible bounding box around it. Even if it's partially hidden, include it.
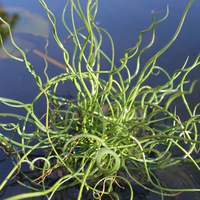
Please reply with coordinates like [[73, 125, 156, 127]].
[[0, 5, 19, 41]]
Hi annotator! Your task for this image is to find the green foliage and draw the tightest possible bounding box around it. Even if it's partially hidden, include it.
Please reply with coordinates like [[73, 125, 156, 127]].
[[0, 0, 200, 199]]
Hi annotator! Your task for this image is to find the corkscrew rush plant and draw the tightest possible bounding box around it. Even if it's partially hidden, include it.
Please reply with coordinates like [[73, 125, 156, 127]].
[[1, 0, 200, 199]]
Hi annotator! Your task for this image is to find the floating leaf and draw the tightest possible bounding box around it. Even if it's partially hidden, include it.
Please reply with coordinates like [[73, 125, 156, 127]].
[[4, 7, 49, 37], [0, 7, 49, 59]]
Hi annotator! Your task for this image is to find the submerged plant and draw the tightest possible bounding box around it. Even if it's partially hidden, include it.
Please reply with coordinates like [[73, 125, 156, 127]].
[[0, 0, 200, 199]]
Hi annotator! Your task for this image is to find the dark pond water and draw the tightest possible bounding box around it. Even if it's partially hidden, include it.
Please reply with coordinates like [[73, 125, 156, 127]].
[[0, 0, 200, 199]]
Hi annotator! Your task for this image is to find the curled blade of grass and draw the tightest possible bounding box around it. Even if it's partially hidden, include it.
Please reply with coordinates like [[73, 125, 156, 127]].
[[127, 0, 194, 110], [96, 148, 120, 175], [0, 19, 43, 88], [1, 0, 200, 199]]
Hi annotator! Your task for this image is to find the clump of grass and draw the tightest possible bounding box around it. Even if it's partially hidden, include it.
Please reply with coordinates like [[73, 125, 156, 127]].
[[1, 0, 200, 199]]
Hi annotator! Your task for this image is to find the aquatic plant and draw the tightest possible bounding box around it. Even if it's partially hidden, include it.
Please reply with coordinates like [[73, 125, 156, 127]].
[[0, 0, 200, 199]]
